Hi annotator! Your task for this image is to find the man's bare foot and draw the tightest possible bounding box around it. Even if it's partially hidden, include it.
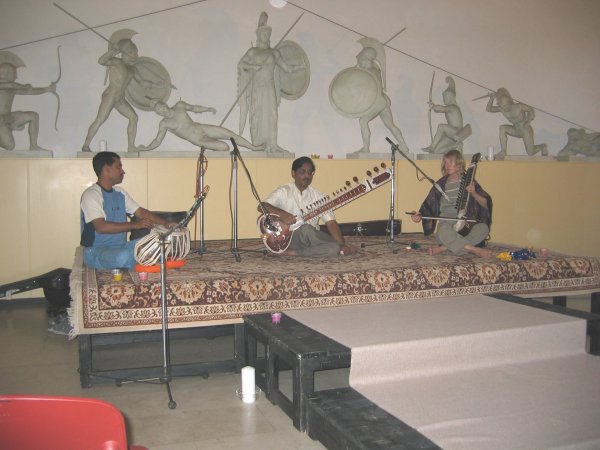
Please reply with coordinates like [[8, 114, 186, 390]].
[[339, 244, 357, 256], [428, 246, 448, 256], [128, 146, 139, 152], [81, 145, 92, 152], [465, 245, 493, 259], [352, 147, 369, 154], [494, 151, 506, 161]]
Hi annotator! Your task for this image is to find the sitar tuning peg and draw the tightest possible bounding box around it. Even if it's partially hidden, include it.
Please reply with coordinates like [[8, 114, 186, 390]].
[[381, 162, 387, 169], [345, 180, 351, 187], [353, 176, 359, 183], [366, 170, 372, 177], [373, 166, 379, 173]]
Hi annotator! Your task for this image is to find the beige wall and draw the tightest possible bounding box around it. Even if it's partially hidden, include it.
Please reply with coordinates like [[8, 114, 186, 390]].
[[1, 156, 598, 296]]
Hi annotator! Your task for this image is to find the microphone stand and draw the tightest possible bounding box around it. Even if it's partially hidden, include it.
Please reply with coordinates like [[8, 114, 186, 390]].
[[386, 138, 398, 245], [158, 228, 176, 409], [229, 138, 276, 256], [385, 137, 450, 202], [230, 144, 242, 262], [98, 193, 209, 409], [114, 228, 178, 409], [197, 147, 207, 254]]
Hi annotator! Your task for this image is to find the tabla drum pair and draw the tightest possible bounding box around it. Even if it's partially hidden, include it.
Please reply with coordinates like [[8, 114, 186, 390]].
[[134, 225, 190, 266]]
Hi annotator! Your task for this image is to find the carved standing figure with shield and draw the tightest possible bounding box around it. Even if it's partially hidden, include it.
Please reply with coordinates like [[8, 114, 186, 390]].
[[237, 12, 309, 155], [82, 29, 172, 152], [329, 37, 409, 155]]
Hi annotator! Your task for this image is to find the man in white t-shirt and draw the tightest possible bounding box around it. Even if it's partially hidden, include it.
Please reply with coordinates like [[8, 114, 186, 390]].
[[80, 151, 176, 269], [259, 156, 355, 257]]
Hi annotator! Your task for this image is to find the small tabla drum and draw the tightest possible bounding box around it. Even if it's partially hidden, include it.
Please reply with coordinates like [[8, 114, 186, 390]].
[[134, 225, 191, 266]]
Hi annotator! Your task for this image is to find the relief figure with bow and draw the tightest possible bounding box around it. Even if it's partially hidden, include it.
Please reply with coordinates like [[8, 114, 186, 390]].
[[0, 49, 60, 152]]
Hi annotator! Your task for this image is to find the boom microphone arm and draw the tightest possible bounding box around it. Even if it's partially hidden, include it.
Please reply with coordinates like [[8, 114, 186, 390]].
[[385, 137, 450, 201]]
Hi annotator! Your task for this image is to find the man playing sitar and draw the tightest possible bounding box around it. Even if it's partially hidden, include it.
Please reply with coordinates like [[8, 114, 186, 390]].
[[258, 156, 356, 257]]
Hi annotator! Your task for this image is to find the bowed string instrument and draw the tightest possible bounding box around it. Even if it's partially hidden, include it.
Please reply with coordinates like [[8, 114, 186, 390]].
[[407, 152, 482, 237]]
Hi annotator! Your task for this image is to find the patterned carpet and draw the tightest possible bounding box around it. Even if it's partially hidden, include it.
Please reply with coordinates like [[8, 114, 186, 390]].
[[69, 235, 600, 336]]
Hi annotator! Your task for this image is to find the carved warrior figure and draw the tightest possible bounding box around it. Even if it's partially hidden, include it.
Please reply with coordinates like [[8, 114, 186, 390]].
[[237, 12, 310, 155], [0, 50, 58, 152], [423, 76, 471, 154], [329, 37, 409, 154], [82, 29, 172, 152], [484, 87, 547, 160], [557, 128, 600, 160], [138, 99, 261, 152]]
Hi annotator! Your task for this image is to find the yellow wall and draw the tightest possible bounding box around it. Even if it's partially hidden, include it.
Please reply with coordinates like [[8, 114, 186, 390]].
[[1, 157, 598, 293]]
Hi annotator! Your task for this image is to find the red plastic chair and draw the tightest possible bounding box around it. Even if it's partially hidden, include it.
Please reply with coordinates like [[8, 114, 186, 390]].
[[0, 395, 148, 450]]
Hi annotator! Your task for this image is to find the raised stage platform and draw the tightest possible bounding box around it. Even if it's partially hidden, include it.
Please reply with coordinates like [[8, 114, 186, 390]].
[[69, 234, 599, 388], [69, 235, 600, 337]]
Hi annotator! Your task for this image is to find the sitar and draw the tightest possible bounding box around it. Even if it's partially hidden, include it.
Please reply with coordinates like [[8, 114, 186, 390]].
[[258, 164, 392, 254], [454, 152, 481, 236]]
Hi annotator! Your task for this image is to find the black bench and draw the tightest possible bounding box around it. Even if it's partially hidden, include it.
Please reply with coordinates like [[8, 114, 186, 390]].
[[305, 387, 441, 450], [244, 313, 351, 431]]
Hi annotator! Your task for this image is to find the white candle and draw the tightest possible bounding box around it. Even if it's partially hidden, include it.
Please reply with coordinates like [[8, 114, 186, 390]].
[[241, 366, 256, 403], [99, 140, 107, 152], [487, 145, 494, 161]]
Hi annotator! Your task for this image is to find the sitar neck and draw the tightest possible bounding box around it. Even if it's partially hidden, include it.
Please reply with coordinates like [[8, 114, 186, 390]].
[[302, 169, 391, 223]]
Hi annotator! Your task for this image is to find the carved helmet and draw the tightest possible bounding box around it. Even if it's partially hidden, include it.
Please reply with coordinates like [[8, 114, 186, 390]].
[[256, 11, 272, 39]]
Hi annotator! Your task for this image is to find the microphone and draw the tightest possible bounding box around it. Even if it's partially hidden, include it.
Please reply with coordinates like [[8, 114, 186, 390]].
[[229, 137, 239, 155], [422, 172, 451, 202], [385, 137, 399, 152], [434, 182, 451, 202]]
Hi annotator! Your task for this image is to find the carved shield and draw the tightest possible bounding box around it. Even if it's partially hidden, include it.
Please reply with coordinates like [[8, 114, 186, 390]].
[[125, 57, 172, 111], [329, 67, 381, 118], [275, 40, 310, 100]]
